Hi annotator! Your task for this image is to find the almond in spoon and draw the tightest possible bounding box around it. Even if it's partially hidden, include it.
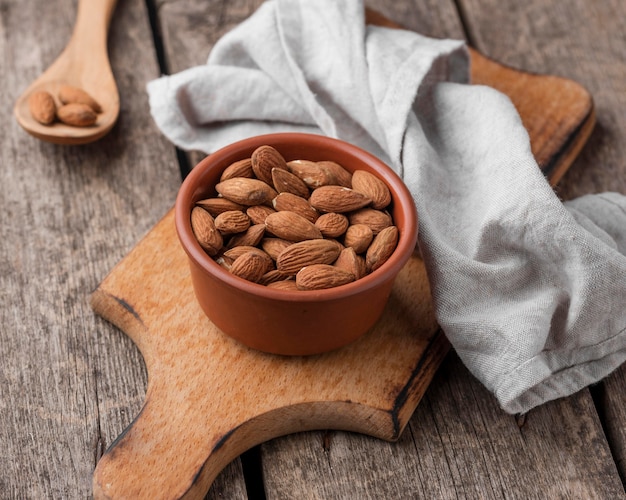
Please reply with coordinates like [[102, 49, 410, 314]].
[[58, 85, 102, 113], [57, 103, 97, 127], [28, 91, 56, 125]]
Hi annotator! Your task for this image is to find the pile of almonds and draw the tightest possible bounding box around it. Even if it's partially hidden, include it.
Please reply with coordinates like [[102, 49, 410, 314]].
[[190, 145, 400, 291], [28, 85, 101, 127]]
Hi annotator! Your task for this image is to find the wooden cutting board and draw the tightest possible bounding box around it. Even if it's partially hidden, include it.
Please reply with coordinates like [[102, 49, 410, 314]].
[[90, 14, 595, 500]]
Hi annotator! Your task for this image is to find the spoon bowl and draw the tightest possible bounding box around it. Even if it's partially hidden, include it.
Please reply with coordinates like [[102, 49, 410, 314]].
[[14, 0, 119, 145]]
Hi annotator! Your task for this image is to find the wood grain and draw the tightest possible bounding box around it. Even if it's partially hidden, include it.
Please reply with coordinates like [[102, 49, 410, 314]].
[[0, 0, 193, 497], [262, 353, 624, 499]]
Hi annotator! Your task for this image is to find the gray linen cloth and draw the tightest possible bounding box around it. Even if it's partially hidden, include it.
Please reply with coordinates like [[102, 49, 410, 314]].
[[147, 0, 626, 414]]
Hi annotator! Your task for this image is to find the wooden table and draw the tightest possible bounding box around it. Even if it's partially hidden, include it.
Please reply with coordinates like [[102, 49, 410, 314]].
[[3, 0, 625, 497]]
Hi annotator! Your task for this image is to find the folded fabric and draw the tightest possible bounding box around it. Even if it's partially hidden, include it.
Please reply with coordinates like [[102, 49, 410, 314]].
[[147, 0, 626, 414]]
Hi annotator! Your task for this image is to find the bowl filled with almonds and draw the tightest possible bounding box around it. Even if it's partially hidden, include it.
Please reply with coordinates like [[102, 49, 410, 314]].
[[175, 133, 418, 356]]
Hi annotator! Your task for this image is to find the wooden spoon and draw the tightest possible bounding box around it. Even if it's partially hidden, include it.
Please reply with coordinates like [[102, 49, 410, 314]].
[[14, 0, 119, 145]]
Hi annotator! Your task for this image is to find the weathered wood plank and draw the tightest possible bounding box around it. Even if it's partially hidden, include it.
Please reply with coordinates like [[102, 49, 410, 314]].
[[262, 354, 624, 499], [256, 1, 625, 497], [155, 0, 267, 497], [156, 0, 267, 172], [594, 370, 626, 486], [414, 354, 623, 498], [458, 0, 626, 201], [365, 0, 465, 40], [459, 0, 626, 486], [0, 0, 180, 496], [157, 0, 264, 74]]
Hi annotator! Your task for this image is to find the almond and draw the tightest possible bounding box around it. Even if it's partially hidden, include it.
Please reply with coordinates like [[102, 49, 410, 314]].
[[317, 161, 352, 187], [271, 168, 310, 198], [251, 145, 287, 184], [265, 211, 323, 242], [334, 247, 367, 280], [226, 223, 266, 248], [326, 238, 346, 253], [196, 197, 245, 216], [215, 178, 277, 206], [309, 185, 372, 213], [191, 207, 223, 256], [261, 237, 293, 260], [214, 210, 251, 235], [258, 269, 290, 286], [344, 224, 373, 254], [276, 239, 342, 275], [230, 252, 268, 283], [366, 225, 399, 272], [272, 192, 319, 223], [351, 170, 392, 209], [246, 205, 276, 225], [57, 103, 97, 127], [224, 246, 274, 272], [28, 90, 56, 125], [315, 212, 349, 238], [348, 208, 392, 235], [287, 160, 335, 188], [58, 85, 102, 113], [296, 264, 355, 290], [215, 255, 234, 271], [267, 279, 299, 291], [220, 158, 254, 181]]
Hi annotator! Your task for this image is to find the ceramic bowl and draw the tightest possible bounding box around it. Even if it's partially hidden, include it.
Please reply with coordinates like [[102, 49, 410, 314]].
[[175, 133, 418, 356]]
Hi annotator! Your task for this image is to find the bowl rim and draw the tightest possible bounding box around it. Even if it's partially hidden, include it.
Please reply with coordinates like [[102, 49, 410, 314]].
[[175, 133, 418, 303]]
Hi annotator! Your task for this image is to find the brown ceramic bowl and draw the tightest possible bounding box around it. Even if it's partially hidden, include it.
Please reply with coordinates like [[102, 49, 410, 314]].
[[175, 133, 418, 356]]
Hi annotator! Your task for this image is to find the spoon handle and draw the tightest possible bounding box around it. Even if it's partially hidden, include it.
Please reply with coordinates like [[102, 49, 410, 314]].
[[70, 0, 119, 53]]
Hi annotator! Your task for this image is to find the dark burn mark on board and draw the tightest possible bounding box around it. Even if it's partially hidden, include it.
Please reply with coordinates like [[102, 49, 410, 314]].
[[389, 330, 445, 438], [101, 406, 145, 460], [539, 106, 595, 180], [212, 427, 238, 453], [112, 295, 145, 328]]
